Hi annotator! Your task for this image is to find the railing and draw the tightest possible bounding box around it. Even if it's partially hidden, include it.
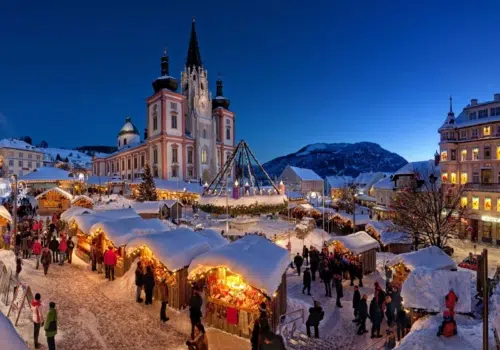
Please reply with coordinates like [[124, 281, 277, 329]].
[[279, 308, 304, 336]]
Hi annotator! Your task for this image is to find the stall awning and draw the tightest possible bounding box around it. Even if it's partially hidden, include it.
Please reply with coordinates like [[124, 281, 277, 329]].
[[188, 235, 290, 296], [327, 231, 380, 255], [0, 205, 12, 223], [388, 246, 457, 271]]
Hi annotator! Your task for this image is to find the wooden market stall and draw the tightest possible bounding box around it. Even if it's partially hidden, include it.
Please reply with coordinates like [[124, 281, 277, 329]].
[[0, 205, 12, 242], [188, 235, 290, 338], [71, 195, 94, 209], [387, 246, 457, 289], [35, 187, 73, 214], [126, 228, 220, 310], [327, 231, 380, 274], [365, 220, 412, 254]]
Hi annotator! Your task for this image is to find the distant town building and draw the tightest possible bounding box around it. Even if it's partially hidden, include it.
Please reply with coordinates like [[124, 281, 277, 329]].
[[439, 93, 500, 243], [325, 175, 353, 200], [0, 139, 44, 177], [279, 166, 323, 198]]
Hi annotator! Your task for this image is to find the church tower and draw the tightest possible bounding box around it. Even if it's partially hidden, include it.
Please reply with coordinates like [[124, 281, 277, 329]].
[[181, 18, 217, 182]]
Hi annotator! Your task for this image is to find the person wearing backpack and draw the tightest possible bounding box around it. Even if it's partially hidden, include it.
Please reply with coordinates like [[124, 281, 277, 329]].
[[44, 302, 57, 350], [306, 300, 324, 338]]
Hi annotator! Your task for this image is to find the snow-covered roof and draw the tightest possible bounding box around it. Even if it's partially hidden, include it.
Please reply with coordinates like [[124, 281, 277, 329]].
[[130, 201, 162, 214], [285, 191, 305, 199], [326, 175, 353, 189], [354, 172, 381, 185], [0, 312, 29, 350], [162, 200, 183, 208], [380, 231, 412, 245], [401, 267, 472, 313], [0, 138, 38, 152], [195, 229, 229, 249], [131, 178, 203, 194], [71, 208, 140, 234], [327, 231, 380, 254], [20, 167, 76, 182], [332, 211, 371, 225], [189, 235, 290, 296], [394, 160, 439, 179], [127, 229, 212, 271], [388, 246, 457, 271], [118, 117, 139, 136], [356, 194, 376, 202], [86, 175, 110, 185], [198, 194, 287, 207], [299, 203, 314, 210], [60, 206, 95, 222], [0, 205, 12, 223], [89, 217, 168, 246], [71, 195, 93, 205], [373, 176, 394, 190], [365, 220, 394, 235], [35, 187, 74, 201], [287, 166, 322, 181]]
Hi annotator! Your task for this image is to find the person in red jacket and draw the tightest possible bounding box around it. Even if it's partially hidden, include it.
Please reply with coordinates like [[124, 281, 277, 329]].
[[445, 289, 458, 315], [103, 246, 117, 281], [58, 235, 67, 266], [32, 238, 43, 270]]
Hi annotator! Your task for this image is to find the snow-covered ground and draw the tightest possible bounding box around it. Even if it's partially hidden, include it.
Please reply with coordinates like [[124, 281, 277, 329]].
[[449, 238, 500, 277], [92, 194, 133, 211]]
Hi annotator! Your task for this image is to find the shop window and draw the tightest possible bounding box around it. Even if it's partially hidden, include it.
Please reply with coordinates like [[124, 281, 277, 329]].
[[473, 148, 479, 160], [461, 150, 467, 161], [441, 151, 448, 161], [472, 196, 479, 210], [497, 198, 500, 212], [461, 173, 467, 184], [450, 173, 457, 184], [461, 197, 468, 208], [441, 173, 448, 183], [485, 197, 492, 211], [484, 126, 491, 136]]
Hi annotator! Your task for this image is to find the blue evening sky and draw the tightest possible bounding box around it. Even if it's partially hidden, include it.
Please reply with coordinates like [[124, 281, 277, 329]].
[[1, 1, 500, 163]]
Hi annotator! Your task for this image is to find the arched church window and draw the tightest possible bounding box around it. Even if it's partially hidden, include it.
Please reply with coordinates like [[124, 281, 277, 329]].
[[201, 148, 208, 164]]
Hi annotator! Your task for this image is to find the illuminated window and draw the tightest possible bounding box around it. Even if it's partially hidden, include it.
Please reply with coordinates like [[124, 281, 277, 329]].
[[201, 149, 208, 164], [461, 150, 467, 161], [460, 197, 468, 208], [473, 148, 479, 160], [441, 151, 448, 161], [497, 146, 500, 160], [497, 198, 500, 212], [461, 173, 467, 184], [484, 126, 491, 136], [472, 196, 479, 210], [485, 197, 492, 211], [450, 173, 457, 184], [441, 173, 448, 183]]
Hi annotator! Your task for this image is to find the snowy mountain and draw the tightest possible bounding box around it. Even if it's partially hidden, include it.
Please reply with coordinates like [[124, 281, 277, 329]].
[[38, 147, 109, 170], [262, 142, 408, 179]]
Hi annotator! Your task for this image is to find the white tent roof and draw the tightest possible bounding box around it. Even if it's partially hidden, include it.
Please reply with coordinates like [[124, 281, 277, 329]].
[[127, 229, 212, 271], [401, 267, 472, 313], [35, 187, 74, 201], [71, 195, 94, 205], [188, 235, 290, 296], [388, 246, 457, 271], [0, 312, 29, 350], [327, 231, 380, 255], [195, 229, 229, 249], [89, 217, 168, 247], [60, 206, 95, 222], [0, 205, 12, 223]]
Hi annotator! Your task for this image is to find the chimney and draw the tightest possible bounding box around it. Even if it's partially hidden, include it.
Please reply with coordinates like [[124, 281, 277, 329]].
[[471, 98, 478, 106], [144, 128, 148, 140], [434, 150, 440, 166], [494, 93, 500, 102]]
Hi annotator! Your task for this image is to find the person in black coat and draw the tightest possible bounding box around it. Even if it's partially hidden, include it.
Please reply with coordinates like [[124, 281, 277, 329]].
[[352, 285, 361, 321], [369, 298, 383, 338], [306, 301, 324, 338], [302, 267, 311, 295], [385, 296, 394, 326], [357, 294, 369, 335], [135, 262, 144, 303], [321, 267, 332, 297], [302, 245, 309, 266], [189, 287, 203, 340], [391, 286, 402, 313], [334, 273, 343, 307], [294, 253, 304, 276], [310, 249, 319, 281], [48, 236, 59, 263], [143, 266, 155, 305], [66, 238, 75, 264], [251, 303, 270, 350], [396, 306, 410, 341]]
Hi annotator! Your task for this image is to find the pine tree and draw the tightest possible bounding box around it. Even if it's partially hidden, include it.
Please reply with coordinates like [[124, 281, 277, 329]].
[[137, 162, 157, 201]]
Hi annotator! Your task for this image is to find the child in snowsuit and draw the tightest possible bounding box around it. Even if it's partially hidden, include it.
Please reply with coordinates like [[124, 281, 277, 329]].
[[437, 308, 457, 337]]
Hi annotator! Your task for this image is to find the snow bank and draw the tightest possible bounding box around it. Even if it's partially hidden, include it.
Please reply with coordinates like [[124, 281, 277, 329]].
[[0, 205, 12, 222], [0, 312, 29, 350], [198, 194, 287, 207], [195, 229, 229, 249], [327, 231, 380, 254], [401, 267, 473, 313], [189, 235, 290, 296], [127, 229, 211, 271], [89, 217, 167, 246], [388, 246, 457, 271], [396, 315, 494, 350], [61, 206, 95, 222]]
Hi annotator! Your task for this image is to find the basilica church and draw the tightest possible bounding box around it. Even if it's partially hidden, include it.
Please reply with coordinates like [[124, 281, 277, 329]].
[[92, 19, 236, 183]]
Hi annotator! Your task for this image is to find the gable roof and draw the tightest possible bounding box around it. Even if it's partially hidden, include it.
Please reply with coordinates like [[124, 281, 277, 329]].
[[288, 166, 322, 181], [35, 187, 74, 201], [326, 175, 353, 188], [20, 167, 76, 182]]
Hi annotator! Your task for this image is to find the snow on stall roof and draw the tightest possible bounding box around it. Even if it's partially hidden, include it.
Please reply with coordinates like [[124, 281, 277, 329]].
[[0, 205, 12, 223], [20, 167, 76, 182], [356, 194, 376, 202], [388, 246, 457, 271], [130, 201, 161, 214], [380, 231, 412, 245], [327, 231, 380, 255], [332, 211, 371, 225], [188, 235, 290, 295], [195, 229, 229, 249], [0, 312, 29, 350], [401, 267, 472, 313], [35, 187, 73, 200], [127, 228, 212, 271], [199, 194, 287, 207], [285, 191, 305, 200], [0, 138, 38, 151], [288, 166, 322, 181], [60, 206, 95, 222], [162, 200, 183, 208], [89, 217, 168, 246], [71, 208, 140, 234], [86, 175, 110, 185], [71, 195, 93, 204], [365, 220, 394, 235]]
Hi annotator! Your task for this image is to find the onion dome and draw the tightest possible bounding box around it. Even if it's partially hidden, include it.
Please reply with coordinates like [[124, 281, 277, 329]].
[[212, 74, 230, 110], [152, 48, 178, 93], [117, 117, 140, 137]]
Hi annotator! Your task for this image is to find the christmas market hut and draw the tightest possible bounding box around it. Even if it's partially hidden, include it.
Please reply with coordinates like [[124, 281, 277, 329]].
[[35, 187, 73, 214], [130, 201, 163, 219], [0, 205, 12, 236], [70, 195, 94, 209], [365, 220, 412, 254], [188, 235, 290, 337], [387, 246, 457, 288], [126, 228, 214, 310], [327, 231, 380, 274], [60, 206, 95, 223]]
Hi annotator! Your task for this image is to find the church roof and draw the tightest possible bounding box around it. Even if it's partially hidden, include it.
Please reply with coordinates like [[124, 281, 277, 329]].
[[186, 18, 202, 69], [118, 117, 139, 137]]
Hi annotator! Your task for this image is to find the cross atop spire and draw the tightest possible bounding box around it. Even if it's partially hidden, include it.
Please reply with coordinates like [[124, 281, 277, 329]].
[[186, 18, 202, 69]]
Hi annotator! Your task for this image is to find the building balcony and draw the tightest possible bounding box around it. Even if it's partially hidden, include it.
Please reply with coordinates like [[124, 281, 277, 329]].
[[464, 183, 500, 193]]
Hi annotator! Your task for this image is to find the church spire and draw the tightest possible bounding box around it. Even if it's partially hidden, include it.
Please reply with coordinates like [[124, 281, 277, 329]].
[[186, 17, 202, 69], [449, 95, 454, 115]]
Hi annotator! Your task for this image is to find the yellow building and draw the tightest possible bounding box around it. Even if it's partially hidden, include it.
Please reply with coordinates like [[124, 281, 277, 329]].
[[439, 94, 500, 244], [0, 139, 44, 177]]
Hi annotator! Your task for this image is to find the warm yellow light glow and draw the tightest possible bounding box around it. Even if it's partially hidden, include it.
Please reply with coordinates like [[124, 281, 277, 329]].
[[450, 173, 456, 184], [485, 197, 492, 211], [484, 126, 491, 136], [461, 173, 467, 184], [461, 149, 467, 161], [441, 151, 448, 161], [472, 196, 479, 210], [460, 197, 467, 208], [234, 180, 239, 187]]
